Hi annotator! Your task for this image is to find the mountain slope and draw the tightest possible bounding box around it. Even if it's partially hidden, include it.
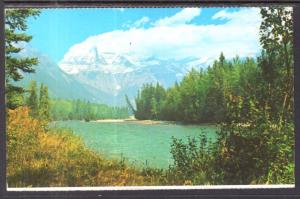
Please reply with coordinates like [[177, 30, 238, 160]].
[[16, 48, 114, 104]]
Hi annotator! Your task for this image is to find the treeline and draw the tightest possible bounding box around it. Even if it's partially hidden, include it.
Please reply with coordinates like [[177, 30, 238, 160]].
[[51, 99, 130, 121], [23, 81, 130, 121], [134, 9, 293, 127], [134, 54, 257, 124]]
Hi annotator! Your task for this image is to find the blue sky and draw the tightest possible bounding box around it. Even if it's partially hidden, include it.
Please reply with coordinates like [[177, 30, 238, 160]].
[[26, 8, 242, 62]]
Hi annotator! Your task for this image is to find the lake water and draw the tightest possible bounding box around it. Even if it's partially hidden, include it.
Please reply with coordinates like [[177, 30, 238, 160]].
[[53, 120, 217, 169]]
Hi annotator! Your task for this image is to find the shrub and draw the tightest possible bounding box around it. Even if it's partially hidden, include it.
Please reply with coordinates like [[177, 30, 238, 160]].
[[168, 134, 215, 185]]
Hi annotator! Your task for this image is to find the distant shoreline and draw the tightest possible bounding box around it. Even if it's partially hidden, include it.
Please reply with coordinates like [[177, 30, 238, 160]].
[[91, 118, 216, 126], [52, 118, 216, 126], [91, 118, 169, 125]]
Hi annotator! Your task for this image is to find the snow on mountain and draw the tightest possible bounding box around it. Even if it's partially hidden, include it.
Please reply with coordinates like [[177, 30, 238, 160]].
[[59, 44, 139, 75], [58, 40, 211, 104]]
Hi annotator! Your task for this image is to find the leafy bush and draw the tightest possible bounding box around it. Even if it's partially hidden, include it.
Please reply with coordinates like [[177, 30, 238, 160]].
[[168, 135, 215, 185]]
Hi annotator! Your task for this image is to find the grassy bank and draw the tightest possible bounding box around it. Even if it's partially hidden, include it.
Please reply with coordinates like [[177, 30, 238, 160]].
[[7, 107, 165, 187]]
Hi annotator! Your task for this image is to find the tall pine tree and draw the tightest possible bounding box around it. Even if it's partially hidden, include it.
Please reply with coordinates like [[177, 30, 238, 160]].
[[5, 9, 40, 109], [26, 81, 38, 118]]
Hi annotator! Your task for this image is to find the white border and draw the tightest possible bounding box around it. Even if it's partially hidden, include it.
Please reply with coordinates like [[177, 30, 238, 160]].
[[7, 184, 294, 191]]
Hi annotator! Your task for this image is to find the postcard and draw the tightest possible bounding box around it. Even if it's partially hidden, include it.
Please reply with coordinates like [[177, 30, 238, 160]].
[[5, 7, 295, 188]]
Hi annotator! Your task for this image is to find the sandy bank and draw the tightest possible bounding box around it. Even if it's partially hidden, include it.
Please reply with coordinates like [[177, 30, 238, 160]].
[[91, 118, 171, 125], [92, 119, 126, 123]]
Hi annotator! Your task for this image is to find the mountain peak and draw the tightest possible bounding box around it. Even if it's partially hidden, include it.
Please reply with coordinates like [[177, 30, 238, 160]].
[[59, 44, 137, 75]]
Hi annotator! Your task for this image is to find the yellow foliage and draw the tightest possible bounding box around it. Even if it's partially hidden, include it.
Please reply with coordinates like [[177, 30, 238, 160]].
[[7, 107, 162, 187]]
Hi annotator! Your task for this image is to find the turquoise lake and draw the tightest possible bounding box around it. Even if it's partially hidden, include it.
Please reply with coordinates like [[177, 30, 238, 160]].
[[53, 120, 217, 169]]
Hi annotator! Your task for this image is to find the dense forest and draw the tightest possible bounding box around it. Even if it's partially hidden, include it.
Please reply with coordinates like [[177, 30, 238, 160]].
[[50, 99, 130, 121], [5, 7, 294, 186], [133, 55, 257, 123]]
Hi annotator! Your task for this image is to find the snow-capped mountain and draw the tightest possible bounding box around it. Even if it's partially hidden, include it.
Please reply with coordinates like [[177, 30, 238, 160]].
[[58, 43, 212, 105], [59, 47, 138, 75]]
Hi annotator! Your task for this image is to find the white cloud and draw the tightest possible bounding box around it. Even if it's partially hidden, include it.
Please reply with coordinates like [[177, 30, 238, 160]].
[[212, 10, 228, 20], [212, 8, 262, 25], [122, 16, 150, 29], [133, 16, 150, 27], [60, 8, 262, 72], [154, 8, 201, 26]]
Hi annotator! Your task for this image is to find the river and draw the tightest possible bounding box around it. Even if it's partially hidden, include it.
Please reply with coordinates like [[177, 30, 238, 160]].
[[53, 120, 217, 169]]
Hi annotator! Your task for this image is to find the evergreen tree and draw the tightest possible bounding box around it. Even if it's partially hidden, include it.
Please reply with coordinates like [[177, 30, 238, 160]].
[[219, 52, 225, 67], [5, 9, 40, 109], [26, 81, 38, 117], [39, 83, 50, 121]]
